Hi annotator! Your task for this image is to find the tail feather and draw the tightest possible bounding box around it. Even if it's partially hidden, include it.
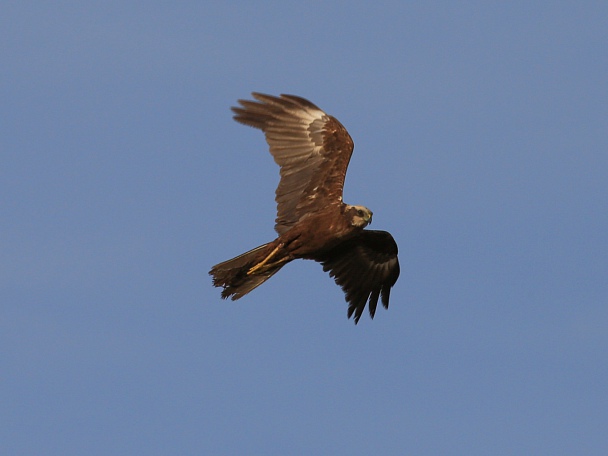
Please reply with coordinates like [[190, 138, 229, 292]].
[[210, 242, 288, 300]]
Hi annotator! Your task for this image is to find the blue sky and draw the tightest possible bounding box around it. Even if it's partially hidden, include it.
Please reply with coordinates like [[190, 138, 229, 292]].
[[2, 2, 607, 455]]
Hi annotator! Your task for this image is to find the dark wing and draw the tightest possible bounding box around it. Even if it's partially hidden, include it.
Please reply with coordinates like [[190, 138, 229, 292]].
[[232, 93, 354, 234], [317, 230, 400, 324]]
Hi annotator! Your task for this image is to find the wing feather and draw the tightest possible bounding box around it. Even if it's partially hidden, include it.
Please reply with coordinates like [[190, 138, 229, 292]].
[[232, 93, 354, 234], [317, 230, 400, 324]]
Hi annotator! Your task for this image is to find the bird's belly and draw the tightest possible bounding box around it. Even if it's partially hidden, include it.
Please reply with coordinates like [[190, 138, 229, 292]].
[[283, 220, 355, 258]]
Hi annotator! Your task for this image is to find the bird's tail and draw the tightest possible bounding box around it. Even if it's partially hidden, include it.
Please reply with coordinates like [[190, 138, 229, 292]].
[[209, 242, 290, 300]]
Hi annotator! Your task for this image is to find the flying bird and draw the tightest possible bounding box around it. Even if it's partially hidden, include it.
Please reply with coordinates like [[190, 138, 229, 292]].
[[209, 93, 400, 323]]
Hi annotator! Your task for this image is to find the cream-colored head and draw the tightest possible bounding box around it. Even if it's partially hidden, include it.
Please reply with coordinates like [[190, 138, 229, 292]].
[[346, 204, 373, 228]]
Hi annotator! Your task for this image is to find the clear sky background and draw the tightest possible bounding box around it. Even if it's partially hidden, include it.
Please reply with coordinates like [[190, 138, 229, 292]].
[[2, 2, 607, 455]]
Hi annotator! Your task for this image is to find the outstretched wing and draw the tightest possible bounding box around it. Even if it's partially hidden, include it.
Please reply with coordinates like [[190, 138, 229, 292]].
[[317, 230, 400, 324], [232, 93, 354, 234]]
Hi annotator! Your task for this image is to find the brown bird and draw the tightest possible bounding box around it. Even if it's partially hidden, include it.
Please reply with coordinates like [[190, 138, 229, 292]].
[[210, 93, 400, 323]]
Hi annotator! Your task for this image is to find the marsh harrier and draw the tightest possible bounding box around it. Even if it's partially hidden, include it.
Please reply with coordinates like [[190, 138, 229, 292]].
[[210, 93, 400, 323]]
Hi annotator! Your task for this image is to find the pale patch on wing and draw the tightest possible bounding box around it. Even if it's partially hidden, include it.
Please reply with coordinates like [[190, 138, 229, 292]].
[[232, 93, 355, 234]]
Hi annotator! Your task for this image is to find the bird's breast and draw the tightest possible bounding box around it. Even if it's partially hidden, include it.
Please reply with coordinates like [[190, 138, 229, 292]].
[[280, 211, 358, 258]]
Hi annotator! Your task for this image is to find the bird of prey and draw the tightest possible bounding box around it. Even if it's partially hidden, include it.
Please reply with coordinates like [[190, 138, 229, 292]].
[[209, 93, 400, 323]]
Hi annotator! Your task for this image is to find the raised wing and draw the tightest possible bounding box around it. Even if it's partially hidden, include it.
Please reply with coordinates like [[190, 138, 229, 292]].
[[318, 230, 400, 324], [232, 93, 354, 234]]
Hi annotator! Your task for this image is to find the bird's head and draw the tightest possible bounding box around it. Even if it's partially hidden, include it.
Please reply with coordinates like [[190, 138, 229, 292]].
[[346, 205, 373, 228]]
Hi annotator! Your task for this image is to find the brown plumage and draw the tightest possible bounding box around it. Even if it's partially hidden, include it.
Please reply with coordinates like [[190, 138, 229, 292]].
[[210, 93, 400, 323]]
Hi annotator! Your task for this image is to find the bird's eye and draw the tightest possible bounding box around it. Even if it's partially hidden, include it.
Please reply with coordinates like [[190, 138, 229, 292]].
[[357, 209, 364, 216]]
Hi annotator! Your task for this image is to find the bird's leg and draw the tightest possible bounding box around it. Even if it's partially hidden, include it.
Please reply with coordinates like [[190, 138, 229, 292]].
[[248, 243, 283, 275], [254, 255, 291, 273]]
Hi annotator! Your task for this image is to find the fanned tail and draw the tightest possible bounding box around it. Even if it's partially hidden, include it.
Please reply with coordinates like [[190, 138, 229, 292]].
[[209, 242, 289, 300]]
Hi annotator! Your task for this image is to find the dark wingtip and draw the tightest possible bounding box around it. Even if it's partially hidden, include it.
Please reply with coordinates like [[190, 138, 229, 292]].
[[347, 305, 359, 324], [381, 286, 391, 310]]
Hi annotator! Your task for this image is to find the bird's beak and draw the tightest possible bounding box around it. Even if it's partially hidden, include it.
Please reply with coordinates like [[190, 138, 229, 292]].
[[367, 212, 373, 224]]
